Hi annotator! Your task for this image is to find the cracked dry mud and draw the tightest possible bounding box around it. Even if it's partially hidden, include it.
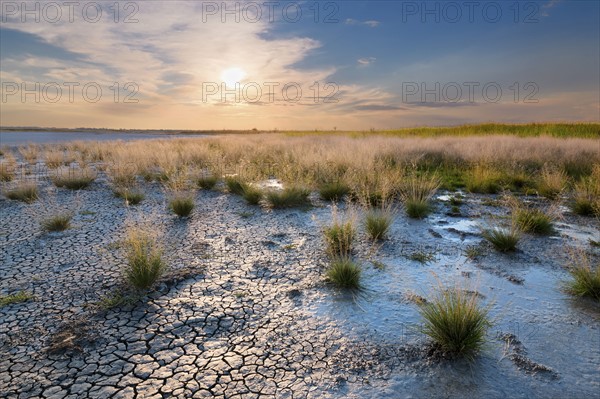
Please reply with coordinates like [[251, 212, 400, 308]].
[[1, 177, 599, 399]]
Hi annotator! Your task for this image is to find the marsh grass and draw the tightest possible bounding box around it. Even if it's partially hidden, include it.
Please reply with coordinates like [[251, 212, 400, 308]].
[[409, 250, 436, 263], [52, 167, 97, 190], [482, 224, 520, 252], [0, 291, 33, 307], [5, 183, 38, 203], [114, 187, 145, 205], [323, 208, 356, 257], [514, 207, 554, 235], [0, 161, 15, 182], [122, 229, 167, 291], [319, 181, 350, 201], [537, 165, 567, 199], [242, 185, 263, 205], [326, 257, 361, 289], [225, 177, 246, 195], [571, 174, 600, 216], [41, 213, 72, 232], [19, 144, 39, 164], [169, 193, 195, 217], [364, 207, 393, 240], [565, 250, 600, 301], [401, 174, 439, 218], [419, 285, 491, 359], [197, 175, 219, 189], [466, 165, 503, 194], [266, 186, 311, 208]]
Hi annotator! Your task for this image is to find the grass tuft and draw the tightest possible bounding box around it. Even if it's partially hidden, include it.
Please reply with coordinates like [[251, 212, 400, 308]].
[[197, 175, 219, 190], [323, 217, 356, 257], [482, 225, 520, 252], [400, 174, 439, 218], [466, 165, 503, 194], [419, 286, 491, 359], [537, 165, 567, 199], [565, 251, 600, 301], [319, 182, 350, 201], [514, 207, 554, 235], [52, 168, 96, 190], [266, 187, 311, 208], [169, 194, 195, 217], [41, 213, 72, 232], [364, 208, 393, 240], [113, 187, 145, 205], [326, 257, 361, 289], [242, 184, 263, 205], [0, 291, 34, 307], [5, 183, 38, 203], [122, 229, 167, 291], [225, 177, 246, 195]]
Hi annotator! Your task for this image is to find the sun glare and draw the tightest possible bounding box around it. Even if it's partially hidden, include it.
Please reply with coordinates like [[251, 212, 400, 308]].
[[220, 67, 247, 86]]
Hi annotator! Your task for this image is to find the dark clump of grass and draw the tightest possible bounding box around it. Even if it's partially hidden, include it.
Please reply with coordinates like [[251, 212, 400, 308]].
[[514, 208, 554, 235], [482, 225, 520, 252], [323, 220, 356, 257], [114, 187, 145, 205], [364, 208, 393, 240], [326, 257, 361, 289], [52, 168, 96, 190], [225, 177, 246, 195], [42, 213, 72, 232], [5, 183, 38, 203], [401, 174, 439, 219], [197, 175, 219, 190], [405, 199, 431, 219], [0, 291, 34, 307], [242, 185, 263, 205], [409, 250, 436, 263], [266, 187, 311, 208], [419, 286, 491, 359], [572, 199, 596, 216], [169, 194, 195, 217], [565, 251, 600, 301], [123, 229, 167, 291], [319, 182, 350, 201]]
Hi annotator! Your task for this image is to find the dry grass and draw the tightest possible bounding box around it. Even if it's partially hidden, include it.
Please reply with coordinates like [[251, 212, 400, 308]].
[[18, 144, 39, 164], [5, 182, 39, 203], [537, 165, 568, 199], [122, 228, 167, 290], [52, 167, 97, 190], [400, 174, 440, 218]]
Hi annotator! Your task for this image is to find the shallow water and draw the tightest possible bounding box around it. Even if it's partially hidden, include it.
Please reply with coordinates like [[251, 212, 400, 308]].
[[0, 131, 207, 145]]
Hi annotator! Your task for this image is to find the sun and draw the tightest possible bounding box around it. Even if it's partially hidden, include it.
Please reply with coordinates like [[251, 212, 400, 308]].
[[220, 67, 246, 86]]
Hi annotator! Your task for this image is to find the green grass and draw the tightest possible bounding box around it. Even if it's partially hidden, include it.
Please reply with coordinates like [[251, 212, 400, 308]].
[[225, 177, 246, 195], [364, 208, 393, 240], [419, 286, 491, 359], [123, 229, 167, 291], [565, 252, 600, 301], [197, 175, 219, 189], [52, 169, 96, 190], [114, 187, 145, 205], [242, 185, 263, 205], [409, 250, 436, 263], [514, 208, 554, 235], [266, 187, 311, 208], [169, 194, 195, 217], [537, 167, 567, 199], [401, 174, 439, 219], [449, 195, 464, 206], [326, 258, 361, 289], [0, 291, 33, 307], [482, 226, 520, 252], [41, 213, 72, 232], [0, 163, 14, 182], [405, 199, 432, 219], [319, 182, 350, 201], [465, 166, 503, 194], [323, 220, 356, 257], [5, 183, 38, 203]]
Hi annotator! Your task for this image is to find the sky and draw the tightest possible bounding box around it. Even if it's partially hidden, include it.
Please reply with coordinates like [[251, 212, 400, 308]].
[[0, 0, 598, 130]]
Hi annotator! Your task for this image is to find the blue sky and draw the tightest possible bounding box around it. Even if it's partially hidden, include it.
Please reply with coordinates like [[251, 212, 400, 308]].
[[0, 0, 598, 129]]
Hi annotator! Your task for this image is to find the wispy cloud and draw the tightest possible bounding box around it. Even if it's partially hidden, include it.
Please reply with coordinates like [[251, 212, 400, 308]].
[[345, 18, 380, 27], [357, 57, 376, 66]]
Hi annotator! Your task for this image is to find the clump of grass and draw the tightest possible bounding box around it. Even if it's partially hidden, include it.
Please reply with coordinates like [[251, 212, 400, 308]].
[[537, 165, 567, 199], [514, 207, 554, 235], [323, 212, 356, 257], [44, 149, 66, 168], [242, 185, 263, 205], [5, 183, 38, 203], [364, 207, 393, 240], [266, 186, 311, 208], [419, 286, 491, 359], [482, 224, 520, 252], [0, 291, 34, 307], [169, 193, 195, 217], [0, 162, 14, 182], [225, 176, 246, 195], [113, 187, 145, 205], [409, 250, 436, 263], [122, 229, 167, 291], [571, 176, 600, 217], [108, 165, 138, 186], [319, 181, 350, 201], [19, 144, 39, 164], [400, 174, 440, 219], [466, 165, 503, 194], [449, 195, 464, 206], [565, 250, 600, 301], [197, 175, 219, 189], [52, 168, 96, 190], [41, 213, 72, 232], [325, 257, 361, 289]]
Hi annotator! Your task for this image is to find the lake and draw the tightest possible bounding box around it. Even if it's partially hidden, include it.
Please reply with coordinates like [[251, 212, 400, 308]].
[[0, 131, 208, 146]]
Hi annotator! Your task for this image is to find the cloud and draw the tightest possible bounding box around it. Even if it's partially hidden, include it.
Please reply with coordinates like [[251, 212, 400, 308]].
[[541, 0, 562, 17], [345, 18, 380, 27], [357, 57, 376, 66]]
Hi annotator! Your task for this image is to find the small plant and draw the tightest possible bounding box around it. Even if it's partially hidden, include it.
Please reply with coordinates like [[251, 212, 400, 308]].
[[466, 165, 503, 194], [571, 177, 600, 217], [409, 250, 436, 263], [52, 168, 96, 190], [0, 162, 15, 182], [0, 291, 33, 307], [169, 193, 195, 217], [19, 144, 39, 164], [225, 177, 246, 195], [565, 251, 600, 301], [482, 224, 520, 252], [114, 187, 145, 205], [449, 195, 464, 206], [319, 182, 350, 201], [326, 257, 361, 289], [96, 290, 138, 310], [537, 165, 567, 199], [197, 175, 219, 189], [5, 183, 38, 203], [401, 174, 439, 219], [323, 216, 356, 257], [122, 229, 167, 291], [419, 286, 491, 359], [41, 213, 72, 232], [242, 185, 263, 205], [266, 186, 311, 208], [464, 245, 484, 260], [514, 207, 554, 235], [364, 208, 393, 240]]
